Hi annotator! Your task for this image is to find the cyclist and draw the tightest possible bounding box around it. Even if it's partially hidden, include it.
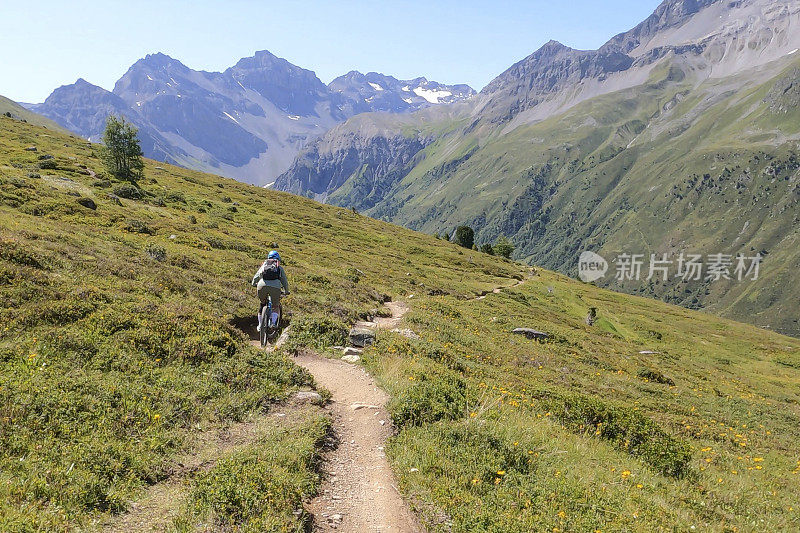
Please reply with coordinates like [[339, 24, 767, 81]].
[[251, 250, 290, 331]]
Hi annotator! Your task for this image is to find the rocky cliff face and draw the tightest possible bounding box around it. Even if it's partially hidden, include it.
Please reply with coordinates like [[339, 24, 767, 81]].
[[478, 41, 635, 121], [274, 126, 431, 206], [30, 52, 473, 185], [34, 78, 180, 162]]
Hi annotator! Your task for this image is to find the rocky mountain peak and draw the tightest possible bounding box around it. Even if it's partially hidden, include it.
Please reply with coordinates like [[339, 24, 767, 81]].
[[601, 0, 723, 53], [534, 40, 575, 58]]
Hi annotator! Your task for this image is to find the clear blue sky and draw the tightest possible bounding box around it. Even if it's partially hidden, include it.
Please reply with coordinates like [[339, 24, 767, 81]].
[[2, 0, 663, 103]]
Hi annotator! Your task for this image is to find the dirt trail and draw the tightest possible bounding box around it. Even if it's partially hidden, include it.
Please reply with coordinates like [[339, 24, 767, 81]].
[[475, 271, 533, 300], [294, 301, 424, 533]]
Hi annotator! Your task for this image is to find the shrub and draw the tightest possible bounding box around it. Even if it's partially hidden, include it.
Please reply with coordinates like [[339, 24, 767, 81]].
[[389, 368, 468, 428], [493, 236, 515, 259], [38, 159, 58, 170], [542, 392, 692, 477], [185, 414, 328, 530], [285, 315, 348, 351], [637, 368, 675, 386], [166, 190, 186, 203], [145, 243, 167, 262], [124, 219, 154, 235], [480, 243, 494, 255], [113, 184, 142, 200]]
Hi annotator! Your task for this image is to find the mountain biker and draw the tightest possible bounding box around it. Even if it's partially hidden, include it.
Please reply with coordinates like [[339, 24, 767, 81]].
[[251, 250, 290, 331]]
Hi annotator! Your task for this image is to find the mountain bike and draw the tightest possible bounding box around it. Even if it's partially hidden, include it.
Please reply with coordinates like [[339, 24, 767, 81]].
[[259, 295, 283, 347]]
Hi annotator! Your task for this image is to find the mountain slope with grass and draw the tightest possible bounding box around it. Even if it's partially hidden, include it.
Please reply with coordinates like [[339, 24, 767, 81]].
[[1, 114, 799, 531], [0, 95, 72, 135], [275, 0, 800, 337]]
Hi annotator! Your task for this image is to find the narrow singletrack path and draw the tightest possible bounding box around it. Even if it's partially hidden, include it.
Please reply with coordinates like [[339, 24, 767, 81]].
[[294, 302, 424, 533]]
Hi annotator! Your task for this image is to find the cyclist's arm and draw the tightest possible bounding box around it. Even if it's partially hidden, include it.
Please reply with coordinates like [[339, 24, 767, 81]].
[[280, 267, 290, 295], [251, 263, 264, 286]]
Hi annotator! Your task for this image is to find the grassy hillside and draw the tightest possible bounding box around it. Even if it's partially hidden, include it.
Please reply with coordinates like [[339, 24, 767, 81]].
[[0, 114, 519, 530], [0, 95, 72, 135], [1, 115, 799, 531], [281, 56, 800, 337]]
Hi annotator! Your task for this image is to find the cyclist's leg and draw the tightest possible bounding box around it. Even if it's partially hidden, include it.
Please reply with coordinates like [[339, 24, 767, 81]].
[[257, 283, 270, 329], [265, 285, 282, 326]]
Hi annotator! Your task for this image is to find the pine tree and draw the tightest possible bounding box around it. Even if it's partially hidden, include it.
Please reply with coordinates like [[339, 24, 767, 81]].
[[100, 115, 144, 182], [453, 226, 474, 249]]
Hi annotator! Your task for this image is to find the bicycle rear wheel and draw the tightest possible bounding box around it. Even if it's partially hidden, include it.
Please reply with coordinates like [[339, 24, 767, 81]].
[[259, 306, 269, 347]]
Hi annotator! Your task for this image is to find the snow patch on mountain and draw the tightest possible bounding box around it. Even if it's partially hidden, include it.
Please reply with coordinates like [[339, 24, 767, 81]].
[[222, 111, 240, 125], [413, 87, 452, 103], [369, 82, 384, 91]]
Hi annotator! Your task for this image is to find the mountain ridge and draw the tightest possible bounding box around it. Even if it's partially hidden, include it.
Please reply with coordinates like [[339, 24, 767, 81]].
[[28, 51, 475, 185]]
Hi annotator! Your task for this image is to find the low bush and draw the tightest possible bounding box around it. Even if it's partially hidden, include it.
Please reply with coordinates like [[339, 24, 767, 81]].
[[285, 315, 348, 351], [184, 413, 329, 530], [145, 243, 166, 262], [637, 368, 675, 385], [124, 219, 154, 235], [113, 184, 142, 200], [541, 392, 692, 478], [389, 367, 468, 428]]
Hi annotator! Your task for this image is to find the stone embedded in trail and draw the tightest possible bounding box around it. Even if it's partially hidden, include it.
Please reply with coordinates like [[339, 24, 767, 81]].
[[512, 328, 550, 340], [349, 327, 375, 348], [343, 347, 363, 357], [351, 403, 381, 411], [342, 354, 361, 363], [392, 328, 420, 340], [292, 391, 323, 404]]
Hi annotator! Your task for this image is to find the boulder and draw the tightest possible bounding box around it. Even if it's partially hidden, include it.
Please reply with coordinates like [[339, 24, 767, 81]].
[[292, 391, 323, 404], [586, 307, 597, 326], [76, 197, 97, 210], [512, 328, 549, 340], [107, 194, 123, 206], [343, 347, 363, 357], [349, 327, 375, 348], [24, 146, 37, 152], [342, 354, 361, 363]]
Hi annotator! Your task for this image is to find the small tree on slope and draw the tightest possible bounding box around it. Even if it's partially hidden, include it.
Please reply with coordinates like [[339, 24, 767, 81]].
[[453, 226, 475, 249], [100, 115, 144, 182], [493, 236, 515, 259]]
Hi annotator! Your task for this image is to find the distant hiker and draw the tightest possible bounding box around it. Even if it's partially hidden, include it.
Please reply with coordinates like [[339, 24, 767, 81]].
[[251, 250, 290, 331]]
